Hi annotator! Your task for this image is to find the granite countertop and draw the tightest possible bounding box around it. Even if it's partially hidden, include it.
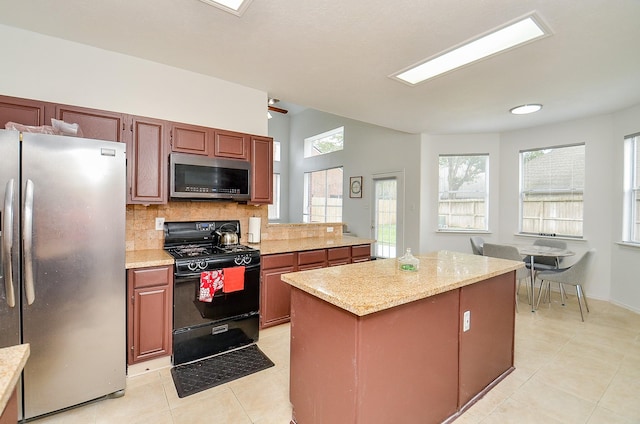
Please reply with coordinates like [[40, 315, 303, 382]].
[[125, 249, 174, 269], [254, 236, 375, 256], [0, 344, 29, 412], [281, 250, 524, 316]]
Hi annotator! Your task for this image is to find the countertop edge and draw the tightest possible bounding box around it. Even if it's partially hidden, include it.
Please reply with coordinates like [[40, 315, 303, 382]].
[[125, 249, 174, 269], [0, 344, 30, 413]]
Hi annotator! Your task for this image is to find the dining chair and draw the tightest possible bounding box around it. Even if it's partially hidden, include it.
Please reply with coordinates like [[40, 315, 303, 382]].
[[482, 243, 530, 309], [535, 250, 595, 321], [469, 236, 485, 255]]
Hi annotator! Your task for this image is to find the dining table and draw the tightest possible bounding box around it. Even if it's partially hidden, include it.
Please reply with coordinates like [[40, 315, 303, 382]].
[[516, 244, 575, 312]]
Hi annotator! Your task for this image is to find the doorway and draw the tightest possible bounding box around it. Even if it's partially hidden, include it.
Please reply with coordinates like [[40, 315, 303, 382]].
[[371, 172, 404, 258]]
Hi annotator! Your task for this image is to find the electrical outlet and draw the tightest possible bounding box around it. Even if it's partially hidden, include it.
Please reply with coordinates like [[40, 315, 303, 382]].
[[463, 310, 471, 332], [326, 226, 334, 233], [155, 217, 165, 231]]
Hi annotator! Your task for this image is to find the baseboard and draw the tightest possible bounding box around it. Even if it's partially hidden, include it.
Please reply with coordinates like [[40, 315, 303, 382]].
[[127, 356, 172, 377]]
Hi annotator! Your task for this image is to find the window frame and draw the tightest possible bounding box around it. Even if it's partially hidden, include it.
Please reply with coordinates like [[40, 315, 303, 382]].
[[623, 133, 640, 244], [437, 154, 489, 232], [303, 127, 344, 158], [303, 166, 343, 223], [519, 143, 585, 238], [268, 173, 281, 221]]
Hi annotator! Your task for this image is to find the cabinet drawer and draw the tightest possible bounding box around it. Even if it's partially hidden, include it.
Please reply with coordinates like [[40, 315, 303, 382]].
[[327, 246, 350, 261], [298, 249, 327, 266], [262, 252, 296, 269], [129, 266, 172, 289], [352, 244, 371, 259]]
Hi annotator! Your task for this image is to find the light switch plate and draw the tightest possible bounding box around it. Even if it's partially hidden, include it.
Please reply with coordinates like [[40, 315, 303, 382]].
[[155, 217, 165, 230], [463, 310, 471, 332]]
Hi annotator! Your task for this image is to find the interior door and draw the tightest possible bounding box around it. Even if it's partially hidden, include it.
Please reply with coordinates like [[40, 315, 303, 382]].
[[371, 172, 404, 258]]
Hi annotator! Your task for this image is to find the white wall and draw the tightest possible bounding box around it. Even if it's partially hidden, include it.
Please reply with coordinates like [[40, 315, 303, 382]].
[[0, 24, 267, 135], [268, 111, 291, 222], [287, 108, 421, 251]]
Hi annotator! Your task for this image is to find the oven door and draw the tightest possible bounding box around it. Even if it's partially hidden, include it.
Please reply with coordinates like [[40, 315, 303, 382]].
[[173, 263, 260, 331]]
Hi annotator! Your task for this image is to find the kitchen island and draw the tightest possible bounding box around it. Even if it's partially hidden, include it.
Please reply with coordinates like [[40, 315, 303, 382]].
[[281, 250, 523, 424]]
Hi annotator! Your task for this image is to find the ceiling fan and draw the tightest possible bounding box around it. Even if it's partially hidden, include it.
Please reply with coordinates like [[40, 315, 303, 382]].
[[268, 98, 288, 115]]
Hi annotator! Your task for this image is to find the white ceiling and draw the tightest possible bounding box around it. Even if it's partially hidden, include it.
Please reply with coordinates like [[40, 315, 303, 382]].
[[1, 0, 639, 134]]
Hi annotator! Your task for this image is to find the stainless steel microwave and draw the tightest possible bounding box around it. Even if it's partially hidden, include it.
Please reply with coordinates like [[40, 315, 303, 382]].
[[169, 153, 251, 201]]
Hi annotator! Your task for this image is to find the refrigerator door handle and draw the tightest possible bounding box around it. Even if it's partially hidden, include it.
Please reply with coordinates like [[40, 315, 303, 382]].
[[2, 179, 16, 307], [23, 179, 36, 305]]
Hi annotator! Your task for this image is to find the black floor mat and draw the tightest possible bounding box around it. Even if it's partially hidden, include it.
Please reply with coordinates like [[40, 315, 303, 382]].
[[170, 344, 275, 398]]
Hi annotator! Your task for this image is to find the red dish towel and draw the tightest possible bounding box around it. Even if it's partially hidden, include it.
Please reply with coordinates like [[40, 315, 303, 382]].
[[223, 266, 245, 293], [199, 270, 224, 302]]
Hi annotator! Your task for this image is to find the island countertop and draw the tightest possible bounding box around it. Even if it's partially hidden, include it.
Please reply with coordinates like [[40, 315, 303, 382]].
[[281, 250, 524, 316], [0, 344, 30, 413]]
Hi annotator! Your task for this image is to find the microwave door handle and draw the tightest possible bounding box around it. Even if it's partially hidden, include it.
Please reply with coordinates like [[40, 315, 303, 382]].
[[23, 179, 35, 305], [2, 179, 16, 308]]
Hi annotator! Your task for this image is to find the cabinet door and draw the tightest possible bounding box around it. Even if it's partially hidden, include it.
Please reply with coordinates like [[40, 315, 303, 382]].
[[213, 129, 250, 160], [56, 105, 126, 142], [128, 116, 168, 204], [127, 267, 173, 364], [0, 95, 53, 128], [261, 266, 295, 328], [351, 244, 372, 263], [171, 122, 210, 155], [250, 136, 273, 204]]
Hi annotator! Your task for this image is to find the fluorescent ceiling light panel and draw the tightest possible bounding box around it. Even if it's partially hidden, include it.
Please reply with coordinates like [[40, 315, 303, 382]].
[[393, 15, 548, 85], [198, 0, 253, 16]]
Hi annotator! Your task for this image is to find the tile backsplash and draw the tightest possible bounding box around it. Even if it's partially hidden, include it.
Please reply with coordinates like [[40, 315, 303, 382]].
[[126, 202, 344, 251], [126, 202, 267, 251]]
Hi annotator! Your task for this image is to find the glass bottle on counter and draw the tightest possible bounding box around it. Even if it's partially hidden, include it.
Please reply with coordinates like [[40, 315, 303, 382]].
[[398, 248, 419, 271]]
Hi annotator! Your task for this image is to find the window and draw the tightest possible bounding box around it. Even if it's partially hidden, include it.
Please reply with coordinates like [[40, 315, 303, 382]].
[[520, 144, 585, 237], [623, 133, 640, 243], [438, 154, 488, 231], [304, 127, 344, 158], [303, 167, 343, 223], [268, 173, 281, 220], [273, 141, 281, 162]]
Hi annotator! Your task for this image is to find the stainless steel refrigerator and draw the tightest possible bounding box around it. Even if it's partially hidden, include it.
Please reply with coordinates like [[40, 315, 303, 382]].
[[0, 129, 126, 419]]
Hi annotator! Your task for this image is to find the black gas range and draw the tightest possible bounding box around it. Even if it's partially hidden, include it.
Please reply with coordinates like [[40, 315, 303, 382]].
[[163, 220, 261, 365]]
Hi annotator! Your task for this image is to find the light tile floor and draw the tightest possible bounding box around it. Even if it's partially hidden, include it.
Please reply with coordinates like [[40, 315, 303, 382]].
[[32, 290, 640, 424]]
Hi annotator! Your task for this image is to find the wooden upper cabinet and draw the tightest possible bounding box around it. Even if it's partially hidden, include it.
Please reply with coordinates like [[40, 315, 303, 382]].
[[250, 136, 273, 204], [55, 105, 127, 143], [214, 129, 250, 160], [171, 123, 210, 155], [128, 116, 168, 204], [0, 95, 53, 128]]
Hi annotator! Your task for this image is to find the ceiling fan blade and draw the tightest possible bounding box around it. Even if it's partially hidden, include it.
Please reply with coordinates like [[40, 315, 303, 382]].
[[268, 105, 288, 114]]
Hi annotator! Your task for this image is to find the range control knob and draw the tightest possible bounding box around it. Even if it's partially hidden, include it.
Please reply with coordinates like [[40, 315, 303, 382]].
[[234, 254, 252, 266], [187, 261, 198, 271], [197, 260, 207, 270]]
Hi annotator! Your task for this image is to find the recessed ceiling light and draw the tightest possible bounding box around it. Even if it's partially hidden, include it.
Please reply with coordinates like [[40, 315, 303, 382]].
[[392, 14, 549, 85], [197, 0, 253, 16], [510, 104, 542, 115]]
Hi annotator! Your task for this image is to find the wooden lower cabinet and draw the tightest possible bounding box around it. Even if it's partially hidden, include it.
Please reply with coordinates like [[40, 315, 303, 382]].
[[328, 246, 351, 266], [260, 245, 371, 329], [127, 265, 173, 364], [260, 253, 295, 329], [351, 244, 372, 262]]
